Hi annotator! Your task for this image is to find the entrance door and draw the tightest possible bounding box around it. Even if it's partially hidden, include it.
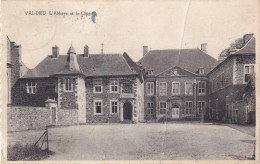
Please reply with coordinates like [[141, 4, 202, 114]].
[[51, 107, 57, 124], [172, 105, 179, 119], [123, 102, 132, 120]]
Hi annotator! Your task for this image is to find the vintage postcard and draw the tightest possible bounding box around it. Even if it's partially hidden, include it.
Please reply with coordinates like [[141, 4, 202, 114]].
[[0, 0, 259, 163]]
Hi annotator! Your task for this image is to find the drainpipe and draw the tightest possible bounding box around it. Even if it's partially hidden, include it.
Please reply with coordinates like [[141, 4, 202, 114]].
[[193, 79, 197, 118]]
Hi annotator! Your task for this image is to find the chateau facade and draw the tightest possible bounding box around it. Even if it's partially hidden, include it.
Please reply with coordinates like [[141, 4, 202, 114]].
[[7, 34, 255, 125]]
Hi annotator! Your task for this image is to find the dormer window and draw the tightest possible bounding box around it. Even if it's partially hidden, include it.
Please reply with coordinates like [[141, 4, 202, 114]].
[[199, 67, 204, 74], [26, 82, 37, 94], [147, 69, 153, 75]]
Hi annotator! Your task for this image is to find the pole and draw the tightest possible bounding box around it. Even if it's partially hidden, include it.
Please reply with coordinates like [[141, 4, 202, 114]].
[[46, 126, 49, 152]]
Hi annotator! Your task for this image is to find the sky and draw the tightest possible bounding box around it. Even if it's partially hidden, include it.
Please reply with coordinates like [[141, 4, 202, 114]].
[[2, 0, 257, 69]]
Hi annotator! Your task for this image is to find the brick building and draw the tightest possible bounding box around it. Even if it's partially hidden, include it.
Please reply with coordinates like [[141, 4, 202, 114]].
[[138, 45, 218, 121], [208, 34, 255, 123], [7, 38, 145, 124]]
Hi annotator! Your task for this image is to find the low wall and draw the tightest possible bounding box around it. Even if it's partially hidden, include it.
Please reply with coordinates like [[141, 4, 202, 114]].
[[7, 106, 80, 132], [7, 106, 51, 132]]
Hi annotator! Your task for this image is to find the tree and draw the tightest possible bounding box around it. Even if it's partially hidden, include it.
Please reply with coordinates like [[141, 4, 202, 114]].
[[218, 38, 244, 61]]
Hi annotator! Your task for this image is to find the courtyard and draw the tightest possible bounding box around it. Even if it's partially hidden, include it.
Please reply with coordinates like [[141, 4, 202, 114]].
[[8, 122, 255, 160]]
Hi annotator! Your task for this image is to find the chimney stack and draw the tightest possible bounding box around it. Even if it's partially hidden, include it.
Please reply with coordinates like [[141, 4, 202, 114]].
[[143, 46, 148, 56], [52, 45, 59, 58], [84, 45, 89, 57], [243, 34, 253, 44], [201, 43, 207, 53]]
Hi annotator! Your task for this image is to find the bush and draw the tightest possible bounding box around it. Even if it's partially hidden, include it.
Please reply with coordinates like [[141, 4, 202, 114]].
[[7, 143, 54, 161]]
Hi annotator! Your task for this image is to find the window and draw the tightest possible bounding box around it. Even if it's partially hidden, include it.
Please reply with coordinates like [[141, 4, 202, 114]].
[[64, 78, 73, 92], [198, 101, 206, 115], [110, 100, 118, 114], [185, 101, 193, 114], [94, 80, 102, 93], [159, 82, 167, 96], [172, 82, 180, 95], [146, 82, 154, 96], [26, 82, 37, 94], [199, 67, 204, 74], [198, 81, 206, 95], [147, 102, 153, 114], [110, 80, 119, 93], [94, 100, 102, 115], [226, 96, 229, 110], [244, 64, 254, 83], [147, 70, 153, 75], [159, 102, 167, 114], [185, 82, 193, 96]]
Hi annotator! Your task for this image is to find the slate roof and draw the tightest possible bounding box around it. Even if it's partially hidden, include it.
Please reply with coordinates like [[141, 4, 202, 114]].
[[233, 37, 255, 55], [22, 54, 138, 78], [138, 49, 218, 75]]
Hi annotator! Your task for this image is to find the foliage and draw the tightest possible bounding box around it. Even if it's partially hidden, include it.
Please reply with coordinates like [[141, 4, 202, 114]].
[[7, 143, 54, 161], [218, 38, 244, 60]]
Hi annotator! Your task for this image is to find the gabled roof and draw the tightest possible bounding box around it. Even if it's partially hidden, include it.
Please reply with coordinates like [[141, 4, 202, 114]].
[[233, 37, 255, 55], [138, 49, 218, 75], [22, 54, 138, 78]]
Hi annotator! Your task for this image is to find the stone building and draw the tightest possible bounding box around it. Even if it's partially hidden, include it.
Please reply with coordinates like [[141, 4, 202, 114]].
[[7, 38, 145, 124], [138, 45, 218, 121], [207, 34, 255, 123]]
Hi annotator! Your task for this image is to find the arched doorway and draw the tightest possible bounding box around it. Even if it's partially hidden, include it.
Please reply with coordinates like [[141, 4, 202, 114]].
[[172, 104, 180, 119], [123, 101, 132, 120]]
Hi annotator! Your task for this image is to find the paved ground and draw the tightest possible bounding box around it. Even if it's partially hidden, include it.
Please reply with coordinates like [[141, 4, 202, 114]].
[[8, 122, 255, 160]]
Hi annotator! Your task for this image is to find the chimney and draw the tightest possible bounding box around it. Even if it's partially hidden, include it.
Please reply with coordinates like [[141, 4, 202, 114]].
[[84, 45, 89, 57], [143, 46, 148, 56], [201, 43, 207, 53], [243, 34, 253, 44], [52, 45, 59, 58]]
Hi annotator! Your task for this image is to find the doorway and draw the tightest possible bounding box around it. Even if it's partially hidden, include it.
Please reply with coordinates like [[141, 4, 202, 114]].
[[123, 102, 132, 120], [172, 104, 180, 119]]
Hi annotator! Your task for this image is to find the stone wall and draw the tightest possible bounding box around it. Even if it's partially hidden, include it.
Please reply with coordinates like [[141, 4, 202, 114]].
[[85, 77, 122, 123], [7, 106, 51, 132], [234, 55, 255, 85], [208, 57, 233, 94], [57, 109, 78, 125], [58, 77, 77, 109]]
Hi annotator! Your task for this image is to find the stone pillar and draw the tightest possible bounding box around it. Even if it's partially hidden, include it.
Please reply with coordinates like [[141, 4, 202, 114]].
[[45, 98, 58, 125], [120, 102, 123, 121]]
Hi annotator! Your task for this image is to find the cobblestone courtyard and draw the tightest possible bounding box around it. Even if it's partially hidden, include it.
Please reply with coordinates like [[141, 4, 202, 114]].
[[8, 122, 255, 160]]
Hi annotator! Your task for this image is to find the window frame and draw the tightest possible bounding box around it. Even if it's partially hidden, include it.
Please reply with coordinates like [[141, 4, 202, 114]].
[[110, 100, 119, 114], [159, 82, 167, 96], [110, 79, 119, 93], [159, 102, 167, 115], [94, 99, 103, 115], [63, 78, 73, 92], [26, 81, 37, 94], [147, 102, 154, 115], [197, 101, 206, 115], [172, 81, 180, 95], [93, 79, 102, 93], [243, 64, 255, 84], [146, 82, 154, 96], [198, 81, 206, 95], [185, 81, 193, 96], [185, 101, 193, 114]]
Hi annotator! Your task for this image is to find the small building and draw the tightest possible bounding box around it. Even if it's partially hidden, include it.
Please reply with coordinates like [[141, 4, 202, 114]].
[[207, 34, 255, 123]]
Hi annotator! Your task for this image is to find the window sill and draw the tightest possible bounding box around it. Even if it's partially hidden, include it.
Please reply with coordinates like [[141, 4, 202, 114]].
[[94, 113, 103, 115]]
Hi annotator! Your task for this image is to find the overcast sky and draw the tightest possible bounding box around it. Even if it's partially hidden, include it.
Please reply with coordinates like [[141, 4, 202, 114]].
[[3, 0, 257, 69]]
